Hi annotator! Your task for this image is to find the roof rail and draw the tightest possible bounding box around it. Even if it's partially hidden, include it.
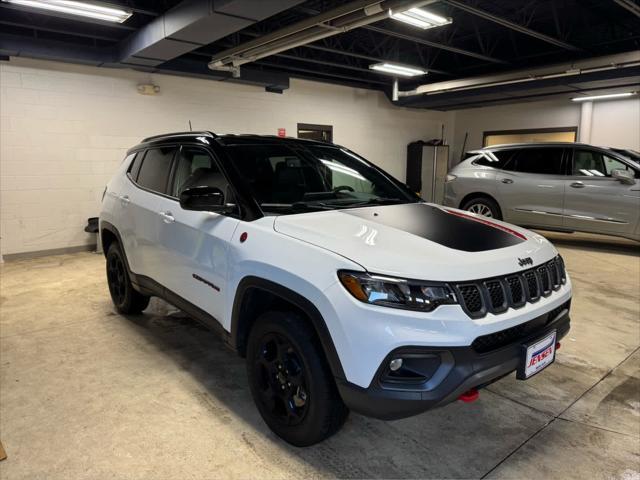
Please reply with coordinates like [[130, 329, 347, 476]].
[[141, 131, 217, 143]]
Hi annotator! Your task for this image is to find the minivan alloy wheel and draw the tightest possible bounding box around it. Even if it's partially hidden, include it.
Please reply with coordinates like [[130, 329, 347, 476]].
[[467, 203, 493, 217]]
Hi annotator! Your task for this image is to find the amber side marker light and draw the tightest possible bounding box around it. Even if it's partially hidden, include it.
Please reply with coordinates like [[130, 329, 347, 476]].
[[338, 272, 368, 302]]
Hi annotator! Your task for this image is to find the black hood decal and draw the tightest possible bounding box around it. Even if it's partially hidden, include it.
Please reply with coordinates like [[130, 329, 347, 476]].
[[344, 203, 525, 252]]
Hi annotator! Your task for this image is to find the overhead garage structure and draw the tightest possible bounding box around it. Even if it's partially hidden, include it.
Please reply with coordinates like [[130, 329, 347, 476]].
[[1, 0, 639, 105]]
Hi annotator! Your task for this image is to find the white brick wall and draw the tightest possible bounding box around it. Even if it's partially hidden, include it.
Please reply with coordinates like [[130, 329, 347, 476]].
[[0, 58, 447, 256]]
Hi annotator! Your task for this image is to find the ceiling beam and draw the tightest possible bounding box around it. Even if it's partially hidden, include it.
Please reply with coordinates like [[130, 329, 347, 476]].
[[256, 60, 388, 86], [0, 20, 121, 42], [612, 0, 640, 18], [238, 29, 452, 75], [363, 25, 507, 64], [442, 0, 582, 51]]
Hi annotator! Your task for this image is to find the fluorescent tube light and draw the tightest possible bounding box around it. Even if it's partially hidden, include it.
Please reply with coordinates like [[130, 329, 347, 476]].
[[2, 0, 132, 23], [369, 62, 428, 77], [390, 7, 452, 30], [571, 92, 636, 102]]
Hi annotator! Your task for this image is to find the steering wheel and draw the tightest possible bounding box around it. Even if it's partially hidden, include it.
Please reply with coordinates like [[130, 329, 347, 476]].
[[333, 185, 355, 193]]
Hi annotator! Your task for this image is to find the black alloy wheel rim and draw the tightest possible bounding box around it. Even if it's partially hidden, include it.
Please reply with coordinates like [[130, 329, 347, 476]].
[[107, 254, 127, 306], [254, 332, 309, 426]]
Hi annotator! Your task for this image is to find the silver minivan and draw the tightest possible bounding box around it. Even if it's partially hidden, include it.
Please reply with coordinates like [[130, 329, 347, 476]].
[[443, 143, 640, 242]]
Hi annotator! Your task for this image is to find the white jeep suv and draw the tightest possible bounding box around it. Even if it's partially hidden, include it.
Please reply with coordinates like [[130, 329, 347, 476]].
[[100, 131, 572, 446]]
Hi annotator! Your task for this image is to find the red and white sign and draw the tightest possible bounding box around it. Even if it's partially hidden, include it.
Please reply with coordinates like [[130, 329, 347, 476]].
[[277, 128, 286, 137], [523, 331, 556, 378]]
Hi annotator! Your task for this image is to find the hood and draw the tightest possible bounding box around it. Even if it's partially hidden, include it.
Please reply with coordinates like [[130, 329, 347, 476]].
[[273, 203, 557, 281]]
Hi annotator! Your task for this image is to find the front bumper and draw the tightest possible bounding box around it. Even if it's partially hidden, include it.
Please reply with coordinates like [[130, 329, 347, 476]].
[[337, 304, 570, 420]]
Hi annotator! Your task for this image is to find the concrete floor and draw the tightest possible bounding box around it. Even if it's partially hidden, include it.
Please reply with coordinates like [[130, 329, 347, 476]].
[[0, 232, 638, 479]]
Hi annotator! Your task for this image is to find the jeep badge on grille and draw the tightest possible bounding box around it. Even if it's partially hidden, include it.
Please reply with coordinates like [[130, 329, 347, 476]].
[[518, 257, 533, 267]]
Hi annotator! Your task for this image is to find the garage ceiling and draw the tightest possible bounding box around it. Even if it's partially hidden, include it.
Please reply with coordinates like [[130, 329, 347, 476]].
[[1, 0, 639, 109]]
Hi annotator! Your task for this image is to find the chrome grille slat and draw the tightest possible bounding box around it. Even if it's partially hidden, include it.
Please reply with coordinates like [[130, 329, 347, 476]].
[[455, 256, 566, 318]]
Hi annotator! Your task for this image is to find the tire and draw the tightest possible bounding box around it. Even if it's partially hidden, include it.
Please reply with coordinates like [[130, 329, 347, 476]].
[[106, 242, 150, 314], [246, 311, 349, 446], [461, 196, 502, 220]]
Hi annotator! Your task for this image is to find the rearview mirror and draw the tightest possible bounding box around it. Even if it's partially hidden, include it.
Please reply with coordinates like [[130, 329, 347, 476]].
[[179, 186, 236, 213], [611, 168, 635, 185]]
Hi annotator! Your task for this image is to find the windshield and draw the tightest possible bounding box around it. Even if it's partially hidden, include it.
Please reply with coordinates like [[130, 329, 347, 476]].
[[226, 143, 419, 214]]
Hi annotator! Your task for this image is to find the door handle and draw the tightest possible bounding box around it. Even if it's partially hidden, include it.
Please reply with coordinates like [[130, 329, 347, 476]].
[[120, 195, 130, 205], [501, 178, 514, 184], [158, 211, 175, 224], [570, 181, 585, 188]]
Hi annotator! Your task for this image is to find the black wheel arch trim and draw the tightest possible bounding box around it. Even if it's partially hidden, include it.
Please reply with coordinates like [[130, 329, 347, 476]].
[[231, 276, 346, 381]]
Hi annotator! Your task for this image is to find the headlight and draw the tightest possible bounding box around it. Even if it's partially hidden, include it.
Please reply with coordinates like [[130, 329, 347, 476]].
[[338, 271, 457, 312], [445, 174, 457, 183]]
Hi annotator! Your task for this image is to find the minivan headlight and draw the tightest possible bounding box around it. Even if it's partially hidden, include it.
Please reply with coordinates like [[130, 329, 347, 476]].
[[338, 271, 457, 312]]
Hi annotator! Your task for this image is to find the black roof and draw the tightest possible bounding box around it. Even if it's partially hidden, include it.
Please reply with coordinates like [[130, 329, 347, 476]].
[[134, 131, 332, 151]]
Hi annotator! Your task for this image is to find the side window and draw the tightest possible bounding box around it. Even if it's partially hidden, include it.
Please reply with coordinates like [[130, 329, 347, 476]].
[[511, 148, 564, 175], [127, 153, 143, 181], [170, 147, 232, 200], [571, 150, 635, 177], [473, 149, 515, 169], [573, 150, 605, 176], [136, 147, 175, 194], [603, 154, 634, 177]]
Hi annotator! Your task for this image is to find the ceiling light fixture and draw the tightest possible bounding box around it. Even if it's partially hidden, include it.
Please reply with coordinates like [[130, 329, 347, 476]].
[[571, 92, 636, 102], [369, 62, 428, 77], [390, 7, 452, 30], [1, 0, 133, 23]]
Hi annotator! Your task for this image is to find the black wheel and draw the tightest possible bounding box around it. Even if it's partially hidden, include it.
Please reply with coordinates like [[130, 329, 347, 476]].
[[462, 196, 502, 220], [246, 311, 349, 446], [106, 242, 149, 314]]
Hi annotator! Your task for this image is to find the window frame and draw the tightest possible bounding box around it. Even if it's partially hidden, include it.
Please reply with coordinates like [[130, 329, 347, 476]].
[[127, 144, 178, 199]]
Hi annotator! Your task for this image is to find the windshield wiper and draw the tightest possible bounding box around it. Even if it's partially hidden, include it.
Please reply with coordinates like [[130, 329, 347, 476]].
[[341, 197, 405, 207], [260, 202, 335, 212]]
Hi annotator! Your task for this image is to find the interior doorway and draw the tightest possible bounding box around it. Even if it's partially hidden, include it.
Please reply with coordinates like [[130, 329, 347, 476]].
[[297, 123, 333, 143]]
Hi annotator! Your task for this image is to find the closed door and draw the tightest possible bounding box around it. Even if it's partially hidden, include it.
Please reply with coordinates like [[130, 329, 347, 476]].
[[496, 147, 567, 227], [155, 146, 239, 324], [564, 149, 640, 236], [124, 146, 176, 278]]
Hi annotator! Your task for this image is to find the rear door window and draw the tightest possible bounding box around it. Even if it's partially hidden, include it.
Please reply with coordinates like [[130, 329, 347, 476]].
[[511, 148, 565, 175], [473, 149, 516, 169], [127, 153, 143, 181], [136, 147, 176, 194]]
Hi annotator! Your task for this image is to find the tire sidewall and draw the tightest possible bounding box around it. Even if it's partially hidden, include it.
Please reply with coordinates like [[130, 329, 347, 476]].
[[106, 243, 134, 312], [246, 311, 338, 446]]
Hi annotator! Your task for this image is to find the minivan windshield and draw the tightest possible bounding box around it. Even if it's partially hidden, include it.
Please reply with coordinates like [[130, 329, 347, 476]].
[[226, 143, 419, 214]]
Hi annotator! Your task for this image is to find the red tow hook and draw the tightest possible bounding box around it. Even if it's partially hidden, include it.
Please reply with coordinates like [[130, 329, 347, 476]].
[[555, 342, 561, 350], [458, 388, 479, 403]]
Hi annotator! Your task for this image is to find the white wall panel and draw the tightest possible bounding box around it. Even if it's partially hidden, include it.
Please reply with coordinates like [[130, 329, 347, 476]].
[[0, 58, 446, 255]]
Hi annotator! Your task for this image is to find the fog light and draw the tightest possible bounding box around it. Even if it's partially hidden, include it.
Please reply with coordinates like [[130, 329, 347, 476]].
[[389, 358, 403, 371]]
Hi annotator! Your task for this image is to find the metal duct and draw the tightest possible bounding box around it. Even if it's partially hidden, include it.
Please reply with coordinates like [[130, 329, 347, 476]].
[[120, 0, 305, 67], [395, 51, 640, 98], [208, 0, 438, 73]]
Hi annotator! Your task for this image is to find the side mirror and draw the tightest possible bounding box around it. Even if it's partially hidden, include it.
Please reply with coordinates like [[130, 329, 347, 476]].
[[179, 186, 236, 213], [611, 168, 635, 185]]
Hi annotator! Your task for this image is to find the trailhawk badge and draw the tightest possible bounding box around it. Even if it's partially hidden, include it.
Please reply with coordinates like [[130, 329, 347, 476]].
[[518, 257, 533, 267]]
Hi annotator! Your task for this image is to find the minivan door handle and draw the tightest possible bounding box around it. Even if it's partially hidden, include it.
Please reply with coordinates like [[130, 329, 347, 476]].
[[158, 211, 175, 224], [570, 181, 585, 188], [501, 178, 514, 184], [120, 195, 130, 205]]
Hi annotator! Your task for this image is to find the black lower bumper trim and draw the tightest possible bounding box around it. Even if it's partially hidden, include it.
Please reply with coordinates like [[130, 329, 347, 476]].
[[338, 313, 570, 420]]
